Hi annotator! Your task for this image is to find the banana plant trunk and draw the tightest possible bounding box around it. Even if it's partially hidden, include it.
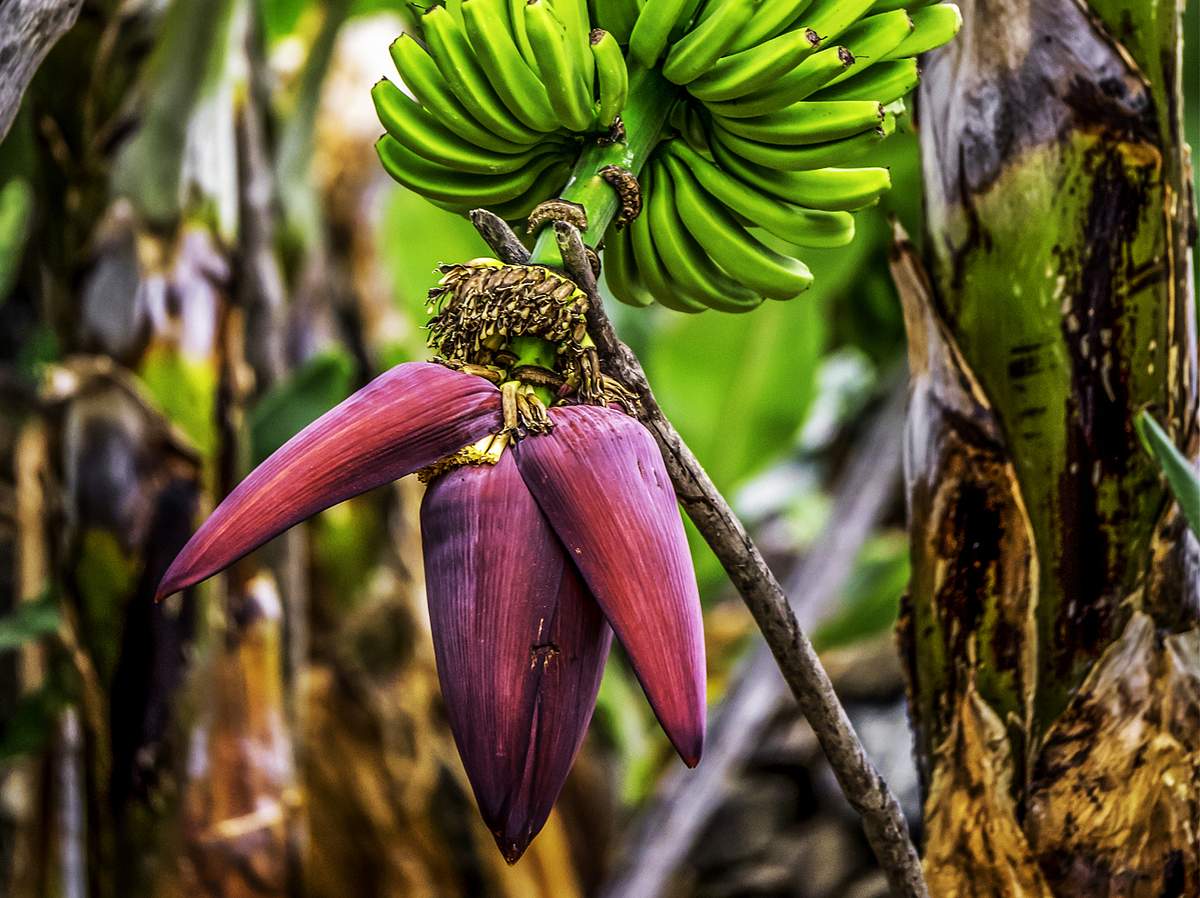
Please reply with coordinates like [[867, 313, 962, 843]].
[[898, 0, 1200, 895]]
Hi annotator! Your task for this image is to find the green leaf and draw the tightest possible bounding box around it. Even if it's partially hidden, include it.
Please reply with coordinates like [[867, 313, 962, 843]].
[[137, 344, 220, 458], [249, 349, 356, 465], [814, 532, 909, 651], [378, 185, 488, 356], [260, 0, 309, 42], [0, 596, 60, 653], [646, 298, 825, 492], [1137, 411, 1200, 538], [0, 178, 33, 302], [0, 688, 68, 760], [112, 0, 239, 223], [646, 233, 881, 492], [592, 659, 659, 804]]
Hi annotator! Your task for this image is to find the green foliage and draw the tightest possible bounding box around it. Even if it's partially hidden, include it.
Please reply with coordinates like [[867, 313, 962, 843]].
[[647, 297, 825, 491], [112, 0, 240, 223], [260, 0, 414, 44], [1137, 411, 1200, 538], [0, 687, 69, 761], [378, 184, 488, 353], [0, 178, 33, 303], [137, 344, 220, 458], [249, 348, 356, 464], [0, 595, 60, 653], [592, 659, 660, 803], [814, 532, 909, 651]]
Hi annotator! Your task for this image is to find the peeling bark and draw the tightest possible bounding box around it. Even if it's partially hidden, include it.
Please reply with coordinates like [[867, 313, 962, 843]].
[[0, 0, 82, 141], [901, 0, 1200, 893]]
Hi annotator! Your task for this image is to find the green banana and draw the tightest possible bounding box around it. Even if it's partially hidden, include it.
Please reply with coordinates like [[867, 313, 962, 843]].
[[665, 153, 813, 299], [797, 0, 877, 45], [422, 6, 545, 145], [884, 2, 962, 58], [702, 45, 853, 118], [687, 27, 823, 102], [869, 0, 939, 11], [670, 99, 711, 152], [550, 0, 595, 82], [508, 0, 541, 72], [674, 0, 707, 39], [602, 220, 656, 308], [588, 0, 640, 44], [463, 0, 561, 131], [375, 134, 567, 205], [591, 29, 628, 127], [662, 0, 758, 86], [647, 159, 763, 312], [817, 9, 913, 88], [488, 158, 575, 221], [629, 166, 709, 312], [727, 0, 814, 53], [372, 79, 556, 174], [444, 0, 466, 25], [526, 0, 597, 132], [704, 137, 892, 210], [813, 58, 919, 103], [628, 0, 693, 68], [661, 149, 853, 249], [709, 112, 894, 169], [713, 100, 884, 145], [389, 35, 532, 154]]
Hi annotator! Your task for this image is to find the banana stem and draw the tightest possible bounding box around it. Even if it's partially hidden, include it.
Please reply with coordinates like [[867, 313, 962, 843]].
[[529, 64, 678, 265], [508, 334, 558, 405]]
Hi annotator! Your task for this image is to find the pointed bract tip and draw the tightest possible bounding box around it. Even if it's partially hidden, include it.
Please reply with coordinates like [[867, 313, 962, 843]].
[[681, 734, 700, 768], [152, 363, 501, 608], [512, 404, 707, 778], [496, 833, 531, 865]]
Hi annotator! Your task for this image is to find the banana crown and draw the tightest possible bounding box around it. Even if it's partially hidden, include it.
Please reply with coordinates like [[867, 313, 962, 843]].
[[375, 0, 962, 315]]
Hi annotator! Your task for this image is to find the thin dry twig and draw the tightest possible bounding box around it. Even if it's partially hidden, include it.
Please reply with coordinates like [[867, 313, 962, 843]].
[[0, 0, 83, 142], [467, 209, 927, 898]]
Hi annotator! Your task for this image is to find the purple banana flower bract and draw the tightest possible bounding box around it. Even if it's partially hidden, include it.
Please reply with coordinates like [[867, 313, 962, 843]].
[[422, 453, 611, 861], [155, 363, 501, 599], [155, 362, 706, 863], [513, 406, 706, 767]]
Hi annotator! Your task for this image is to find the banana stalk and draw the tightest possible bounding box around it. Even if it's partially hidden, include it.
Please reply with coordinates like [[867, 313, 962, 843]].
[[529, 64, 678, 264]]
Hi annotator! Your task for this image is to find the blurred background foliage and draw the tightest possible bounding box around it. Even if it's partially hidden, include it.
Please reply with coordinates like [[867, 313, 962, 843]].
[[0, 2, 1195, 897]]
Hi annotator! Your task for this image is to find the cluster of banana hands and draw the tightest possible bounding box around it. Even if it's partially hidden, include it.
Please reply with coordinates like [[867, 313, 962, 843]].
[[374, 0, 961, 314]]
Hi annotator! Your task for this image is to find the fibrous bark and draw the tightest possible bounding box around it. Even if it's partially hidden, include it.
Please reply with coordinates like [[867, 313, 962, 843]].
[[899, 0, 1200, 894], [0, 0, 82, 141]]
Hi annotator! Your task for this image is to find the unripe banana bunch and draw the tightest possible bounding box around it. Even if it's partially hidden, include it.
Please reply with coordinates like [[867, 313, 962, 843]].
[[374, 0, 961, 314], [374, 0, 629, 222], [598, 0, 960, 313]]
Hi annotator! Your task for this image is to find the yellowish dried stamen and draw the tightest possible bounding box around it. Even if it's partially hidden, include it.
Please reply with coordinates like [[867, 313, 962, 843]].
[[416, 432, 510, 483]]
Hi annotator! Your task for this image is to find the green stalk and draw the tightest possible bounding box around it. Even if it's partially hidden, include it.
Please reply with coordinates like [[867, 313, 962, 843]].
[[529, 64, 678, 266], [508, 334, 558, 405]]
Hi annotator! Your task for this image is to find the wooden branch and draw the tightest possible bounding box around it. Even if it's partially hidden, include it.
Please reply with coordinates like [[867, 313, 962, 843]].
[[468, 208, 928, 898], [599, 382, 907, 898], [0, 0, 83, 142]]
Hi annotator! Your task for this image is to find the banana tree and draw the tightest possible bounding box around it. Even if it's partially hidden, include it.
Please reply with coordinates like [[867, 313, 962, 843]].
[[898, 0, 1199, 894]]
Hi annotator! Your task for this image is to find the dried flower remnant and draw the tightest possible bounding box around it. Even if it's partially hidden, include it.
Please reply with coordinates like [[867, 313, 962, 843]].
[[157, 262, 705, 861]]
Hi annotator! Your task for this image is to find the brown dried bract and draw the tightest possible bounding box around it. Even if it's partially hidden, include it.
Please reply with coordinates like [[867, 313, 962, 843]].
[[597, 115, 626, 147], [526, 199, 588, 237], [600, 165, 641, 229], [427, 260, 613, 407]]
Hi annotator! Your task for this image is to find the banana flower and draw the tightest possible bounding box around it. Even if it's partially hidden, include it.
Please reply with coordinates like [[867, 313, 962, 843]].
[[157, 361, 706, 862]]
